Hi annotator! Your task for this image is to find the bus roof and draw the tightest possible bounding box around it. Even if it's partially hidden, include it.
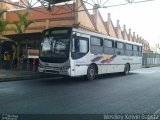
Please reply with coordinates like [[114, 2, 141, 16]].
[[42, 27, 142, 46]]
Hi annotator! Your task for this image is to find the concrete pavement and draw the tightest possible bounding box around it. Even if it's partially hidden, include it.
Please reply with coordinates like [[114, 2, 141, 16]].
[[0, 69, 56, 82]]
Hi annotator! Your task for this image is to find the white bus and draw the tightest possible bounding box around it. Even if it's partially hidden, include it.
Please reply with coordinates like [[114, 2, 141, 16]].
[[38, 27, 142, 80]]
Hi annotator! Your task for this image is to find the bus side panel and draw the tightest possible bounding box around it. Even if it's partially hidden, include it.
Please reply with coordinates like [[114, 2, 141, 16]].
[[128, 56, 142, 71], [70, 54, 142, 76], [70, 56, 89, 77], [95, 55, 142, 74], [130, 63, 142, 71], [74, 65, 88, 76], [99, 64, 125, 74]]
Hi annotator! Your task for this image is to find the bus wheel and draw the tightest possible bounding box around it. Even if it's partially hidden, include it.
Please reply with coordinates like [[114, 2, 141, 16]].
[[123, 64, 130, 75], [85, 65, 96, 80]]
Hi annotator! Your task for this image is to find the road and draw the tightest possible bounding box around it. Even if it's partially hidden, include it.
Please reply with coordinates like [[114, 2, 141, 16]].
[[0, 67, 160, 114]]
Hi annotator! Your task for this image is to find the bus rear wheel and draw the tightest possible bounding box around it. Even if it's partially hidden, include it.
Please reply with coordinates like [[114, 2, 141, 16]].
[[85, 65, 96, 80], [123, 64, 130, 75]]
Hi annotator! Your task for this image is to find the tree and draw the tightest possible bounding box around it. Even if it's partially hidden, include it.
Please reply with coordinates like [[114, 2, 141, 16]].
[[13, 12, 33, 34], [0, 9, 8, 35], [13, 12, 34, 69]]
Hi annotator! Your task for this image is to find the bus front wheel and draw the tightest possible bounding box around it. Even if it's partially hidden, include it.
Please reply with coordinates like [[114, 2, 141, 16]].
[[85, 65, 96, 80]]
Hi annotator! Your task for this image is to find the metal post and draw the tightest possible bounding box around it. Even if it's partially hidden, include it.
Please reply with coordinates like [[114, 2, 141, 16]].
[[25, 38, 29, 71], [33, 59, 35, 72]]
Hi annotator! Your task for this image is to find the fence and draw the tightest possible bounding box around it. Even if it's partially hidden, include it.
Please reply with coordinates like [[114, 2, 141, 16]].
[[142, 53, 160, 67]]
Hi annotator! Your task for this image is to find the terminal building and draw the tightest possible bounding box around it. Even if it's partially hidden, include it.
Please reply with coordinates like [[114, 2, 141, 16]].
[[0, 0, 151, 70]]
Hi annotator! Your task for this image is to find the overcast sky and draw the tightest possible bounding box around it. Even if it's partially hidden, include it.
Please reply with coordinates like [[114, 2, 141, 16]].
[[98, 0, 160, 47], [11, 0, 159, 47]]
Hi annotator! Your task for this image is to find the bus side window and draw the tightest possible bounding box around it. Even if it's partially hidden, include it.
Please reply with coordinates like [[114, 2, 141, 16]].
[[139, 46, 142, 56], [74, 39, 80, 52], [115, 42, 124, 55], [133, 45, 139, 56], [90, 36, 103, 54], [73, 38, 88, 53], [71, 37, 89, 59], [103, 39, 114, 54], [125, 44, 133, 56]]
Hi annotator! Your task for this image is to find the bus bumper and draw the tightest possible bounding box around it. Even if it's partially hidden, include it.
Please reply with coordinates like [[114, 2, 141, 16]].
[[38, 67, 71, 76]]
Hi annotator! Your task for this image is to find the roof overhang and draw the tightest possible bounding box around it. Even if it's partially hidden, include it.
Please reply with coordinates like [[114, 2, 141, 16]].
[[0, 35, 13, 42], [44, 0, 72, 4], [4, 32, 42, 41]]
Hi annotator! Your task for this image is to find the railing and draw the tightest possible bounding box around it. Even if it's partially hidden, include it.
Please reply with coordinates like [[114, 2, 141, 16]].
[[142, 53, 160, 67]]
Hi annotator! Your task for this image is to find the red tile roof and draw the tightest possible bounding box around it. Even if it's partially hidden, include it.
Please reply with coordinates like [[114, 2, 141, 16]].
[[6, 4, 75, 21]]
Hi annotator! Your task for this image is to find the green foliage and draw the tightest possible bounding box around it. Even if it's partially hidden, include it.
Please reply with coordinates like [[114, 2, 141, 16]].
[[13, 21, 23, 34], [0, 9, 6, 17], [13, 12, 34, 34], [0, 9, 8, 35], [0, 20, 9, 35]]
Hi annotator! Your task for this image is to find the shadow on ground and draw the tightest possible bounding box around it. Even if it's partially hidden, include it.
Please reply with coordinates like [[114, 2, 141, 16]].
[[37, 72, 137, 86]]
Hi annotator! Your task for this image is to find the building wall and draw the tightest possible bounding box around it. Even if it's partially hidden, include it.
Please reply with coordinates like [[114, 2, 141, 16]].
[[0, 2, 13, 20], [0, 2, 16, 10], [5, 4, 75, 34]]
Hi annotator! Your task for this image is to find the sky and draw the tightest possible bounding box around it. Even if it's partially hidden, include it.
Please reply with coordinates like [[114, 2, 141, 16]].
[[10, 0, 160, 47], [89, 0, 160, 47]]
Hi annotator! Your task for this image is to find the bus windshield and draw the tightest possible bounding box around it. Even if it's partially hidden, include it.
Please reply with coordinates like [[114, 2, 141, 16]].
[[40, 36, 70, 58]]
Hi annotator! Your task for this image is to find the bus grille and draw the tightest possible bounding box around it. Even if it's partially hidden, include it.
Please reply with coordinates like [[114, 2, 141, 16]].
[[45, 70, 59, 74]]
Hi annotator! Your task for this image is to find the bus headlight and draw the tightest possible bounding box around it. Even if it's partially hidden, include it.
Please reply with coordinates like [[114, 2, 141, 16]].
[[39, 63, 44, 68], [60, 66, 70, 70]]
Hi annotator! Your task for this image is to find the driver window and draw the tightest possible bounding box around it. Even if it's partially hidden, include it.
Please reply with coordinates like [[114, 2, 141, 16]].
[[73, 38, 88, 53]]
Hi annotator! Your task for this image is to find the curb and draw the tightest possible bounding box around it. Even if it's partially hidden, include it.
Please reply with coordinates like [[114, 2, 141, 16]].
[[0, 74, 59, 83]]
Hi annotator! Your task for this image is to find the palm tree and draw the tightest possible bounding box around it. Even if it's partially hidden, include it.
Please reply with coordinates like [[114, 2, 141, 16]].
[[13, 12, 33, 34], [0, 9, 8, 35], [13, 12, 34, 70]]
